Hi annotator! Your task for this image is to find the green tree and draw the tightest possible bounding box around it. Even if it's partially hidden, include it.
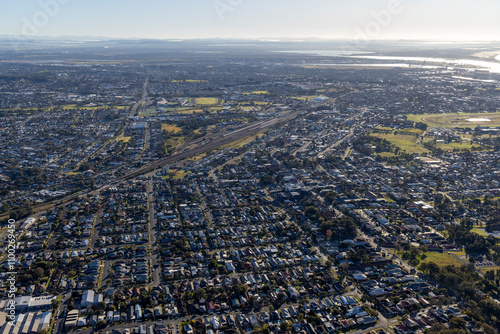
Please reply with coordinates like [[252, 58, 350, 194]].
[[51, 299, 60, 309]]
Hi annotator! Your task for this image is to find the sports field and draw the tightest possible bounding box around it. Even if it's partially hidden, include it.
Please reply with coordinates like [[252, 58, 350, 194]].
[[192, 97, 221, 105], [407, 112, 500, 128]]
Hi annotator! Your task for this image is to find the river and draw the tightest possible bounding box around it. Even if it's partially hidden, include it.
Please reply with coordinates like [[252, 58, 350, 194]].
[[279, 50, 500, 74]]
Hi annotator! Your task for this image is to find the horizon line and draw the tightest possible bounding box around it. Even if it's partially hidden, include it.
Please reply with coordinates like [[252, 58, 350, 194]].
[[2, 35, 500, 44]]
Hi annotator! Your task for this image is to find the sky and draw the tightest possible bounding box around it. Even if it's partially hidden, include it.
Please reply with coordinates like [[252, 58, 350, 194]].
[[1, 0, 500, 41]]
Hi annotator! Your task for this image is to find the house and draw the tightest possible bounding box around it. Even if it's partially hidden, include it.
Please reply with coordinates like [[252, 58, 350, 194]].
[[288, 285, 300, 299], [81, 290, 95, 307], [135, 304, 142, 320]]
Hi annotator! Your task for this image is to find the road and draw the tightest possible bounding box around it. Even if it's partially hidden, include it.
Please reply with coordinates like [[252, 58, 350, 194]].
[[54, 292, 72, 334], [146, 177, 160, 286], [90, 205, 105, 249], [130, 78, 149, 119], [416, 130, 427, 145], [196, 185, 214, 226], [341, 146, 352, 160]]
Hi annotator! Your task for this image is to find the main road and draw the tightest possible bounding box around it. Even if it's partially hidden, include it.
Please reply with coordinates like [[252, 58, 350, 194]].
[[146, 177, 160, 286]]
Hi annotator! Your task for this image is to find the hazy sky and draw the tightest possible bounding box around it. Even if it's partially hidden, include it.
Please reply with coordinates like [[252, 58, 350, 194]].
[[1, 0, 499, 41]]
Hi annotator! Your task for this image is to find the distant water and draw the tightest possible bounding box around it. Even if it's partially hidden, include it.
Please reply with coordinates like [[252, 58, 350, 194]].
[[302, 63, 440, 70], [452, 76, 497, 83], [279, 50, 500, 74], [275, 50, 374, 57], [352, 55, 500, 74]]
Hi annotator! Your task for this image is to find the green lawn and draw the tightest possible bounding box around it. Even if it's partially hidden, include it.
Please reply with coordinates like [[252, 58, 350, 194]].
[[376, 152, 397, 158], [435, 141, 485, 151], [371, 133, 430, 155], [420, 252, 464, 267], [192, 97, 221, 105], [472, 228, 488, 237], [472, 227, 500, 238], [164, 169, 189, 179], [138, 108, 157, 116], [392, 250, 465, 267]]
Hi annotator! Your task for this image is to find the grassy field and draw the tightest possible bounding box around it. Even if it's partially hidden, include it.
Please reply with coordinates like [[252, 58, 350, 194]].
[[172, 80, 208, 83], [371, 132, 430, 155], [392, 250, 464, 267], [242, 91, 269, 95], [435, 141, 485, 152], [407, 112, 500, 128], [384, 196, 396, 203], [480, 266, 500, 274], [161, 124, 183, 133], [472, 227, 500, 238], [163, 169, 189, 179], [369, 126, 485, 155], [188, 152, 208, 162], [181, 109, 206, 114], [420, 252, 464, 267], [116, 136, 132, 143], [138, 108, 157, 117], [377, 152, 397, 158], [289, 96, 315, 101], [472, 227, 488, 237], [61, 104, 129, 111], [221, 133, 265, 149], [192, 97, 221, 105]]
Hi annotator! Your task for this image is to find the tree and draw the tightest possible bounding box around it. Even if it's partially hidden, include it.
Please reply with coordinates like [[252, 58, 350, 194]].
[[51, 299, 60, 309], [306, 312, 321, 326], [419, 261, 439, 276], [280, 321, 293, 332], [259, 174, 273, 185], [97, 301, 106, 311], [208, 259, 220, 269], [481, 323, 497, 334], [325, 229, 332, 241], [96, 320, 107, 330], [449, 317, 467, 330], [233, 284, 249, 295], [305, 206, 319, 217], [34, 267, 45, 279]]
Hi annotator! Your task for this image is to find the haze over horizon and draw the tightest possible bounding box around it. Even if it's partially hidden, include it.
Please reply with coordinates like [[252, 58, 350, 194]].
[[2, 0, 500, 42]]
